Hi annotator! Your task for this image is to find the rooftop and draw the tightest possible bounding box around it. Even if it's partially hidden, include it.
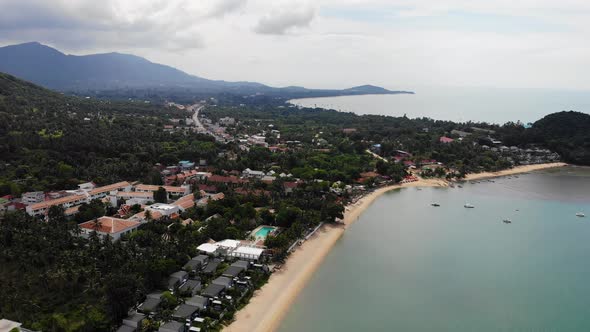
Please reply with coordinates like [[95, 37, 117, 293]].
[[79, 216, 141, 234]]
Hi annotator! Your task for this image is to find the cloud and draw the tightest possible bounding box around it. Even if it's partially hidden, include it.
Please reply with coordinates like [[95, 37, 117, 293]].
[[0, 0, 248, 52], [254, 2, 317, 35]]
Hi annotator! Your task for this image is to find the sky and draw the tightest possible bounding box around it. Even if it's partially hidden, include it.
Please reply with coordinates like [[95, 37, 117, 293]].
[[1, 0, 590, 91]]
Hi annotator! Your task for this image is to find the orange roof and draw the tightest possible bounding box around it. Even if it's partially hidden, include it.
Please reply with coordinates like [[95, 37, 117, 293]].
[[89, 181, 131, 195], [29, 194, 87, 211], [135, 184, 187, 193], [131, 210, 163, 221], [173, 194, 195, 209], [79, 216, 140, 234], [64, 205, 81, 216], [116, 191, 153, 198]]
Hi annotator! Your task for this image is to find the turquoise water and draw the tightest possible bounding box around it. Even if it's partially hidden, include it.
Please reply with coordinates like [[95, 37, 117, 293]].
[[279, 167, 590, 331], [290, 86, 590, 124], [255, 226, 276, 238]]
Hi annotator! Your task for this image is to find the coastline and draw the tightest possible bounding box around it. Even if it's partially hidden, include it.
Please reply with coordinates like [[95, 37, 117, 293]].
[[223, 162, 567, 332]]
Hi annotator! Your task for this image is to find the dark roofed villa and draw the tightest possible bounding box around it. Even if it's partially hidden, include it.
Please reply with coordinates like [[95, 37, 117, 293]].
[[222, 265, 245, 278], [202, 283, 225, 298]]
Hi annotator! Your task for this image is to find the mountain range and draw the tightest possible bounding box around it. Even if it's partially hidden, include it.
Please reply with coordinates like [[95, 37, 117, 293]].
[[0, 42, 413, 98]]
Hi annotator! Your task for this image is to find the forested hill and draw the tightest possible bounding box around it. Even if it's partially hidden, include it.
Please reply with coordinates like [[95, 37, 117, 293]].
[[0, 72, 219, 195], [528, 111, 590, 165], [0, 42, 412, 98]]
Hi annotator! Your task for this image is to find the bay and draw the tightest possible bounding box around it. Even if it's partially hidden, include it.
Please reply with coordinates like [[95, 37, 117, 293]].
[[278, 166, 590, 332], [289, 86, 590, 124]]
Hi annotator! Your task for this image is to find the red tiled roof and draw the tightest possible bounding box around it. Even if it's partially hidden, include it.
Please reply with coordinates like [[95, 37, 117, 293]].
[[439, 136, 454, 143], [79, 216, 140, 234], [89, 181, 131, 196], [29, 194, 87, 211], [135, 184, 187, 193], [207, 175, 247, 184]]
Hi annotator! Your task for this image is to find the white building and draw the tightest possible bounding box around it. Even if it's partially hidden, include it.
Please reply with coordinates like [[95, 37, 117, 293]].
[[21, 191, 45, 205], [79, 216, 141, 241], [146, 203, 180, 216], [242, 168, 265, 179]]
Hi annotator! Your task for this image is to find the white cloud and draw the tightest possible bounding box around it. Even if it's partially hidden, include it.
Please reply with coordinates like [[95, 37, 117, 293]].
[[1, 0, 590, 90], [254, 1, 317, 35]]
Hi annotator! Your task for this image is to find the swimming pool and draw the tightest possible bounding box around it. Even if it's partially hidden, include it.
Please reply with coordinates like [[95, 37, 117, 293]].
[[254, 226, 276, 238]]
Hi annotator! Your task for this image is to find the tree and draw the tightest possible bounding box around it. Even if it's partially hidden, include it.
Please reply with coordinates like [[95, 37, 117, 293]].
[[154, 187, 167, 203]]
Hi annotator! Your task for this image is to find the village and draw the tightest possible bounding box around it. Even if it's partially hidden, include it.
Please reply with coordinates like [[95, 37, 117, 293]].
[[0, 101, 565, 332]]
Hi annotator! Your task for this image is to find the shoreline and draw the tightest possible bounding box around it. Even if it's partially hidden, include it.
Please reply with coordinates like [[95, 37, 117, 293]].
[[223, 162, 567, 332]]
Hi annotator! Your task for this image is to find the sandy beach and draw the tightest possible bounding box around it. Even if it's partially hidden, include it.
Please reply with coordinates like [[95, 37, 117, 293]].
[[223, 162, 567, 332]]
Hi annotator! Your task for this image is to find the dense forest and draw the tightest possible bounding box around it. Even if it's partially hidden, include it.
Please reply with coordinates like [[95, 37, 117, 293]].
[[0, 73, 220, 195]]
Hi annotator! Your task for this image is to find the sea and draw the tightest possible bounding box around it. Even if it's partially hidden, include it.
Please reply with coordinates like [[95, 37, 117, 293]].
[[289, 86, 590, 124], [279, 166, 590, 332]]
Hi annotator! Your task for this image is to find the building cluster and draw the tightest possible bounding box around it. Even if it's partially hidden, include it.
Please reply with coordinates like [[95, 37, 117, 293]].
[[119, 250, 268, 332]]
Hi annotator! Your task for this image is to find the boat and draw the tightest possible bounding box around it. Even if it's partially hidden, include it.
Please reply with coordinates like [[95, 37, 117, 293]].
[[458, 185, 463, 188], [576, 212, 586, 218], [464, 203, 475, 208], [431, 203, 440, 207], [503, 219, 512, 224]]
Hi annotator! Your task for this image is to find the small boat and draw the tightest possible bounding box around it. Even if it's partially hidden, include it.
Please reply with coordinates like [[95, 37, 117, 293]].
[[464, 203, 475, 208], [576, 212, 586, 218], [458, 185, 463, 188], [503, 219, 512, 224], [431, 203, 440, 207]]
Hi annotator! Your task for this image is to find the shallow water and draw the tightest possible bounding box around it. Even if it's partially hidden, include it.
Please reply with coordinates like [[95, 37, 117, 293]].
[[279, 166, 590, 332]]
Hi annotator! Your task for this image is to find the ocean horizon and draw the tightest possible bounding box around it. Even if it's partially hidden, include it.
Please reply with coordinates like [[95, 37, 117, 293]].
[[289, 86, 590, 124], [279, 166, 590, 331]]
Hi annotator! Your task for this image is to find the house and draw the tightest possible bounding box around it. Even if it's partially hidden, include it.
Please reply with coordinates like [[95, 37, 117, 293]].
[[212, 276, 233, 288], [173, 194, 195, 211], [183, 255, 209, 272], [168, 271, 189, 290], [222, 266, 245, 278], [122, 313, 145, 330], [114, 191, 154, 206], [146, 203, 180, 217], [26, 194, 87, 216], [21, 191, 45, 205], [185, 295, 209, 311], [207, 175, 247, 186], [231, 260, 250, 271], [283, 182, 299, 194], [138, 293, 162, 314], [197, 243, 219, 255], [242, 168, 265, 179], [230, 246, 264, 261], [178, 279, 202, 296], [172, 304, 199, 321], [88, 181, 132, 200], [183, 260, 201, 273], [202, 283, 226, 298], [78, 217, 141, 241], [134, 184, 190, 198], [158, 321, 185, 332], [439, 136, 454, 144], [202, 260, 220, 274]]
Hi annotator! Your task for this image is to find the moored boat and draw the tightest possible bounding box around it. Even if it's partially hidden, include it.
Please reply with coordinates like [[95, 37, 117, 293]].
[[431, 203, 440, 207], [503, 219, 512, 224]]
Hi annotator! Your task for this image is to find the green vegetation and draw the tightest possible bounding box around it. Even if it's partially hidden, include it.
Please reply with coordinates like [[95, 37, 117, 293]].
[[0, 72, 221, 195]]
